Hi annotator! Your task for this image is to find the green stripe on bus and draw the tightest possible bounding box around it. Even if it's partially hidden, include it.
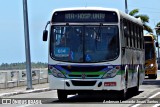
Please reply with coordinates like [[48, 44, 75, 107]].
[[48, 70, 52, 75], [117, 70, 125, 75], [48, 69, 139, 76]]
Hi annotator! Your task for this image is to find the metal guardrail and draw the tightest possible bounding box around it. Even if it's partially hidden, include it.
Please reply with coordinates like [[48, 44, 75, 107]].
[[0, 69, 48, 89]]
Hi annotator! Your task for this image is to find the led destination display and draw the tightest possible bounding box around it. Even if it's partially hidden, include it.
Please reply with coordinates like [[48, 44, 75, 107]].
[[52, 11, 118, 23]]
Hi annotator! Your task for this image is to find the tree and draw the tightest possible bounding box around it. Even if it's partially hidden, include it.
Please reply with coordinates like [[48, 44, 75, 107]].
[[155, 22, 160, 35], [129, 9, 153, 33]]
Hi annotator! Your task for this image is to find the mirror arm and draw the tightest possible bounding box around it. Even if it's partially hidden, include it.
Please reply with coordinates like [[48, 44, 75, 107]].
[[45, 21, 50, 30]]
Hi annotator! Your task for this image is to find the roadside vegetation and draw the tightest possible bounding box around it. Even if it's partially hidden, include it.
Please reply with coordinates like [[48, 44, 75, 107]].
[[0, 62, 47, 70]]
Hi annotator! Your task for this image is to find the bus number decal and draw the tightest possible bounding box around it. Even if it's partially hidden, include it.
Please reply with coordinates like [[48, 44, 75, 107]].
[[54, 47, 70, 57]]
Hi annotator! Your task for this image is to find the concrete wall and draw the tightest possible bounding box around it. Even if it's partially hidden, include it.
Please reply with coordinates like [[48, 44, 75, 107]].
[[0, 68, 48, 89]]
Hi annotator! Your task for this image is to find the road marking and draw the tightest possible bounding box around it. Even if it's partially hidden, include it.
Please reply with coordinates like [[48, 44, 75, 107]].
[[132, 104, 141, 107], [149, 92, 160, 98], [24, 88, 49, 93], [131, 92, 160, 107], [153, 104, 160, 107], [16, 104, 33, 107], [0, 92, 18, 97], [0, 88, 50, 97]]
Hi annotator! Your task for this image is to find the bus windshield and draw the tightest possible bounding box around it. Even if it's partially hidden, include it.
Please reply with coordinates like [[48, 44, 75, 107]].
[[50, 25, 119, 63], [145, 43, 155, 60]]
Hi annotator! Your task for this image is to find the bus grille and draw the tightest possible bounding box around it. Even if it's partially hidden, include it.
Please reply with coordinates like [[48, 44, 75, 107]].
[[68, 75, 99, 78], [60, 66, 106, 72], [71, 80, 97, 86]]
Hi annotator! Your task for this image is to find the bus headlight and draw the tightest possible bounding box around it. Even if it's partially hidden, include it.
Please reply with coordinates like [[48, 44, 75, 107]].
[[50, 67, 65, 78], [149, 64, 154, 68], [145, 63, 154, 69], [102, 67, 119, 78]]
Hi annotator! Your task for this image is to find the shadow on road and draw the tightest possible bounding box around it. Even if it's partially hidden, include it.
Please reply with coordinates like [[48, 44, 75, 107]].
[[51, 90, 143, 103]]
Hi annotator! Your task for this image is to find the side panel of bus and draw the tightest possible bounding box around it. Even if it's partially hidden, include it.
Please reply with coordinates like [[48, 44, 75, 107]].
[[120, 18, 145, 89]]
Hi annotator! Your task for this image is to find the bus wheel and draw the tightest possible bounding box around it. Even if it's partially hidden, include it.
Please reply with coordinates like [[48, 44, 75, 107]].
[[119, 73, 128, 100], [155, 74, 157, 79], [149, 74, 157, 79], [118, 90, 127, 100], [132, 71, 139, 95], [57, 90, 67, 101]]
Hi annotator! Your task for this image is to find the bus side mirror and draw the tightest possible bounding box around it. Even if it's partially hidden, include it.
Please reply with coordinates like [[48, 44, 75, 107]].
[[43, 21, 50, 41], [156, 42, 159, 47], [43, 30, 48, 41]]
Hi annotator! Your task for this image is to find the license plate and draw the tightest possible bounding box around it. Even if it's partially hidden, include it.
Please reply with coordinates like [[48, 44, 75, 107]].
[[104, 82, 116, 86]]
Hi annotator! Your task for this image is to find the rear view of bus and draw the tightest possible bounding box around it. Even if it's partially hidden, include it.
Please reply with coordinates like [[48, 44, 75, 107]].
[[144, 34, 158, 79]]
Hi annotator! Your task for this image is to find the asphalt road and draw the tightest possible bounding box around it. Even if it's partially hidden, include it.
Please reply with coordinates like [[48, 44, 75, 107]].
[[1, 71, 160, 107]]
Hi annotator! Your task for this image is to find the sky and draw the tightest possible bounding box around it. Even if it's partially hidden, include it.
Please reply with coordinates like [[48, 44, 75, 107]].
[[0, 0, 160, 64]]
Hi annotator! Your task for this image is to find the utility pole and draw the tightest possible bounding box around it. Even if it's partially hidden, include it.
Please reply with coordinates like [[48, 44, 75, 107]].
[[125, 0, 128, 14], [155, 25, 160, 58], [157, 33, 159, 58], [23, 0, 33, 90]]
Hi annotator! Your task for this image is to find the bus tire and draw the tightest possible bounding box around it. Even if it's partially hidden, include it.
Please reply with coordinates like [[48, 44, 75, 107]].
[[133, 71, 139, 95], [119, 72, 128, 100], [57, 90, 67, 101], [118, 90, 127, 100], [155, 74, 157, 79], [149, 74, 157, 79]]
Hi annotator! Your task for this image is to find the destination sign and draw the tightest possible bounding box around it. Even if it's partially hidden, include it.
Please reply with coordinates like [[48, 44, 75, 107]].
[[65, 13, 105, 21], [52, 11, 118, 23]]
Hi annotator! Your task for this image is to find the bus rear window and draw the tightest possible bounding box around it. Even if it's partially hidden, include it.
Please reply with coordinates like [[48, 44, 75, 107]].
[[144, 36, 153, 41]]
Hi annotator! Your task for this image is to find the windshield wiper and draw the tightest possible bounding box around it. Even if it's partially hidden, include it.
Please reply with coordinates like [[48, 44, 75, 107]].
[[94, 23, 103, 49], [98, 23, 103, 35]]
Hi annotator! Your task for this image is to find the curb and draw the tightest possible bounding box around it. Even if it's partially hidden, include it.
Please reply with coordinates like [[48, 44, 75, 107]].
[[0, 88, 52, 98]]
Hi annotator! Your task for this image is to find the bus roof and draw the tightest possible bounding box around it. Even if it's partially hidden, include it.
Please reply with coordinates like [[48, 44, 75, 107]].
[[51, 7, 143, 25], [53, 7, 119, 12], [144, 34, 155, 38]]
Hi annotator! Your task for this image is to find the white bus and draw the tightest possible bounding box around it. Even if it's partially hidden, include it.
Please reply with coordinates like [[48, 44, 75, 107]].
[[43, 7, 145, 100]]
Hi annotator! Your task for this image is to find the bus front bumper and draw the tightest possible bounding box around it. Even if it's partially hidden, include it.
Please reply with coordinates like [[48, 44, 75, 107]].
[[145, 67, 157, 75], [48, 75, 124, 91]]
